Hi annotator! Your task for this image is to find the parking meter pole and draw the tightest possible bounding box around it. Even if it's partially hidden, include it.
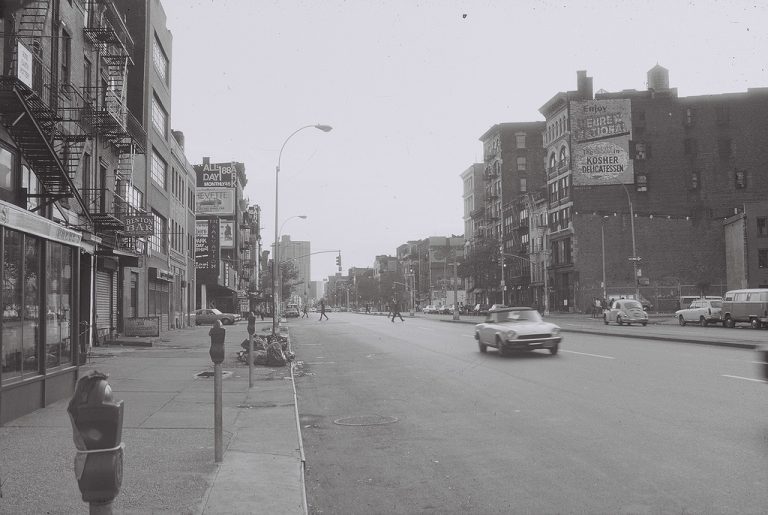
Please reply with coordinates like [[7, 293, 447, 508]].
[[248, 333, 254, 388], [214, 363, 223, 463], [208, 321, 225, 464]]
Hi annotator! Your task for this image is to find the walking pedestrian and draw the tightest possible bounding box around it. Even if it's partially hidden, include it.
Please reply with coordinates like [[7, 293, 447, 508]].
[[319, 299, 329, 321], [390, 298, 404, 322], [301, 304, 309, 318]]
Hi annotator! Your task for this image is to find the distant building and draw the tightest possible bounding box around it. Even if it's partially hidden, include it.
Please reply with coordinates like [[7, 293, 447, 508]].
[[724, 201, 768, 289], [275, 235, 310, 304]]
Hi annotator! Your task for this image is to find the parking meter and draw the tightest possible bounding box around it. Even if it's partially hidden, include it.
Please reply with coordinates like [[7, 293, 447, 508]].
[[247, 311, 256, 336], [66, 371, 124, 507], [209, 321, 225, 364]]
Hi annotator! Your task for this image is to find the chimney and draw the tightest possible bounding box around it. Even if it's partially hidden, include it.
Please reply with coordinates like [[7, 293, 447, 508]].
[[576, 70, 593, 100], [172, 130, 185, 149]]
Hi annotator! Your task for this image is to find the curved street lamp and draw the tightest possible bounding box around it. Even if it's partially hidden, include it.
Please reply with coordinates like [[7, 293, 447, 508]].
[[273, 124, 332, 335]]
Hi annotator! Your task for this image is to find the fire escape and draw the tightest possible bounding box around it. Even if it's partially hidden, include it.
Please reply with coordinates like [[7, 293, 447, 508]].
[[82, 0, 146, 246], [0, 0, 92, 220]]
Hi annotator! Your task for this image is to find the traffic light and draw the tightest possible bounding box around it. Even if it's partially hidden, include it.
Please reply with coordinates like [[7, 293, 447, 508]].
[[336, 253, 342, 271]]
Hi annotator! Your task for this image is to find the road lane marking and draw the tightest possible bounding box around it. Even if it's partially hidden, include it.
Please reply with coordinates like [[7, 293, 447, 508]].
[[560, 350, 615, 360], [721, 374, 766, 383]]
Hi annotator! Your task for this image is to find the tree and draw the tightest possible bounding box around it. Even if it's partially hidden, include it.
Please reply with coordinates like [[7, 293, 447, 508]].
[[259, 260, 300, 301]]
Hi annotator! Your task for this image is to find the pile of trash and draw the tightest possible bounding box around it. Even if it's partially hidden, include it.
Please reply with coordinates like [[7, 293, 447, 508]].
[[239, 334, 294, 367]]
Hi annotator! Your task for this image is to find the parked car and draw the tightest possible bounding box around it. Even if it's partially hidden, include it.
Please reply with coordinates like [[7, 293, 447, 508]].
[[422, 305, 437, 314], [679, 295, 723, 311], [284, 304, 300, 318], [437, 305, 452, 315], [674, 298, 722, 326], [721, 288, 768, 329], [473, 304, 491, 316], [474, 306, 561, 356], [603, 299, 648, 326], [194, 308, 238, 325]]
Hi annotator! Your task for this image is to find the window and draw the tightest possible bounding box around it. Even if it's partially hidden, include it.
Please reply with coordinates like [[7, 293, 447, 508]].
[[22, 165, 39, 211], [151, 94, 168, 136], [633, 142, 649, 160], [735, 170, 746, 189], [690, 172, 699, 190], [60, 29, 71, 85], [516, 133, 526, 149], [684, 107, 695, 127], [759, 250, 768, 268], [636, 174, 648, 192], [718, 139, 732, 158], [150, 211, 167, 254], [716, 105, 730, 125], [46, 241, 74, 368], [151, 150, 167, 189], [558, 146, 567, 167], [757, 217, 768, 237], [549, 153, 556, 170], [0, 144, 15, 191], [152, 35, 169, 84], [83, 57, 92, 97], [520, 177, 527, 193], [517, 156, 526, 172]]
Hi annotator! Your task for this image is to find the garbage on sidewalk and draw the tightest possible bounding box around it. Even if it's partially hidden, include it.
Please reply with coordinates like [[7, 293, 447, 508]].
[[238, 335, 294, 367]]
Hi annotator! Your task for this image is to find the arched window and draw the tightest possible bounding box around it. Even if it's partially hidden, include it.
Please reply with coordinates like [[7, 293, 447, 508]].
[[556, 119, 561, 136], [562, 116, 567, 132], [549, 153, 557, 170], [559, 146, 567, 167]]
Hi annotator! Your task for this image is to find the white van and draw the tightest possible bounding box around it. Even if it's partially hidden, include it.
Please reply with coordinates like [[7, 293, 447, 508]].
[[721, 289, 768, 329]]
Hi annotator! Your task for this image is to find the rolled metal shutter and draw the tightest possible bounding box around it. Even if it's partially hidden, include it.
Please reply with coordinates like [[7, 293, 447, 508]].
[[95, 270, 113, 333]]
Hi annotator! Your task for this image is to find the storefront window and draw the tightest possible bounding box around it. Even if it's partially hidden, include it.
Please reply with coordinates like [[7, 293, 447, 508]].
[[46, 241, 73, 367], [2, 229, 41, 382]]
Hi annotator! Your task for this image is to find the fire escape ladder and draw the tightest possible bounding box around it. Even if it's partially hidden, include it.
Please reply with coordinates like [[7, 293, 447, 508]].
[[0, 84, 90, 221], [115, 140, 134, 181], [16, 0, 51, 43]]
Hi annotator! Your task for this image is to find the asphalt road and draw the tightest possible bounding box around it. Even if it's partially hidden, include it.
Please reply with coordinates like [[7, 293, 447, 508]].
[[292, 313, 768, 515]]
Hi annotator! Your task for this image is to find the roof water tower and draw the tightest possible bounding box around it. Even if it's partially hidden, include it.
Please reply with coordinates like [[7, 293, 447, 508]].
[[647, 64, 669, 91]]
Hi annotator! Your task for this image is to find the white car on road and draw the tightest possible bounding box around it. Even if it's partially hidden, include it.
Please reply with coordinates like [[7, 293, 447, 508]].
[[675, 298, 722, 327], [474, 307, 561, 356]]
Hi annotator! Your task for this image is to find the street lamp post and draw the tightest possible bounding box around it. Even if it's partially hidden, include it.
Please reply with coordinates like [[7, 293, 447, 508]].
[[621, 184, 640, 301], [274, 215, 307, 326], [273, 124, 332, 335], [600, 215, 609, 301]]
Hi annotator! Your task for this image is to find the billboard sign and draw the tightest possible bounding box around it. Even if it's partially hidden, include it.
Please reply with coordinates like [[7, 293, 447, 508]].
[[195, 187, 235, 216], [571, 99, 633, 185], [195, 219, 219, 277], [194, 162, 238, 188], [220, 220, 234, 248], [17, 42, 33, 88]]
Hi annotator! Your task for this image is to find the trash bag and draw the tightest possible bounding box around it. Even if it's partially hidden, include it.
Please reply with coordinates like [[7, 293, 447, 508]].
[[252, 350, 269, 365], [266, 341, 287, 366], [241, 337, 266, 351]]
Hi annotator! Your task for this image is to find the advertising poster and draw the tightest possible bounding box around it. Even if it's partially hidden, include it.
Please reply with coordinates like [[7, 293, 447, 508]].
[[195, 220, 220, 276], [194, 161, 240, 188], [195, 187, 235, 216], [219, 220, 234, 248], [570, 99, 634, 185]]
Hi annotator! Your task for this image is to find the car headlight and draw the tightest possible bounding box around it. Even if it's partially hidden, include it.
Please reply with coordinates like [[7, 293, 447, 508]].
[[551, 327, 560, 335], [503, 330, 517, 340]]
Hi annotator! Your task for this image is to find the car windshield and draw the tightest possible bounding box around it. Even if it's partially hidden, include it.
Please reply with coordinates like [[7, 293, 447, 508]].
[[211, 309, 223, 315], [621, 300, 643, 309], [488, 310, 542, 323], [709, 300, 722, 308]]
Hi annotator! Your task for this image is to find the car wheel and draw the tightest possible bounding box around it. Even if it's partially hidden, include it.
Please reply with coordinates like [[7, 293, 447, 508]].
[[549, 343, 559, 355], [642, 321, 647, 326], [478, 341, 487, 353], [617, 315, 623, 326], [678, 315, 686, 326], [724, 316, 735, 328], [496, 336, 506, 356], [223, 318, 233, 325], [751, 318, 762, 330], [699, 316, 707, 327], [603, 314, 609, 325]]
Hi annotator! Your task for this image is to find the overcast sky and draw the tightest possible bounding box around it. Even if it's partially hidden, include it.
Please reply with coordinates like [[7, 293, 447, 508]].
[[162, 0, 768, 281]]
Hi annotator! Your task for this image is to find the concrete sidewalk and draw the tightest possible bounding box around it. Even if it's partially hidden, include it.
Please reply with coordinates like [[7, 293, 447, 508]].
[[0, 322, 306, 514]]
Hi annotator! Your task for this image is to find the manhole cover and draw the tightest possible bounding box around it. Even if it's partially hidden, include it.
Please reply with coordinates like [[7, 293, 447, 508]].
[[194, 370, 233, 379], [333, 415, 399, 426]]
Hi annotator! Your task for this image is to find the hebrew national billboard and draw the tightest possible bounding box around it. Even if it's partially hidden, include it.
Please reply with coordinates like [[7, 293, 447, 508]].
[[571, 99, 633, 186]]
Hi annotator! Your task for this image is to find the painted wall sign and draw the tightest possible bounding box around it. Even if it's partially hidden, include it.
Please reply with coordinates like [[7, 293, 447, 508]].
[[194, 162, 239, 188], [195, 219, 220, 277], [16, 42, 33, 88], [571, 99, 634, 185], [219, 219, 234, 248]]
